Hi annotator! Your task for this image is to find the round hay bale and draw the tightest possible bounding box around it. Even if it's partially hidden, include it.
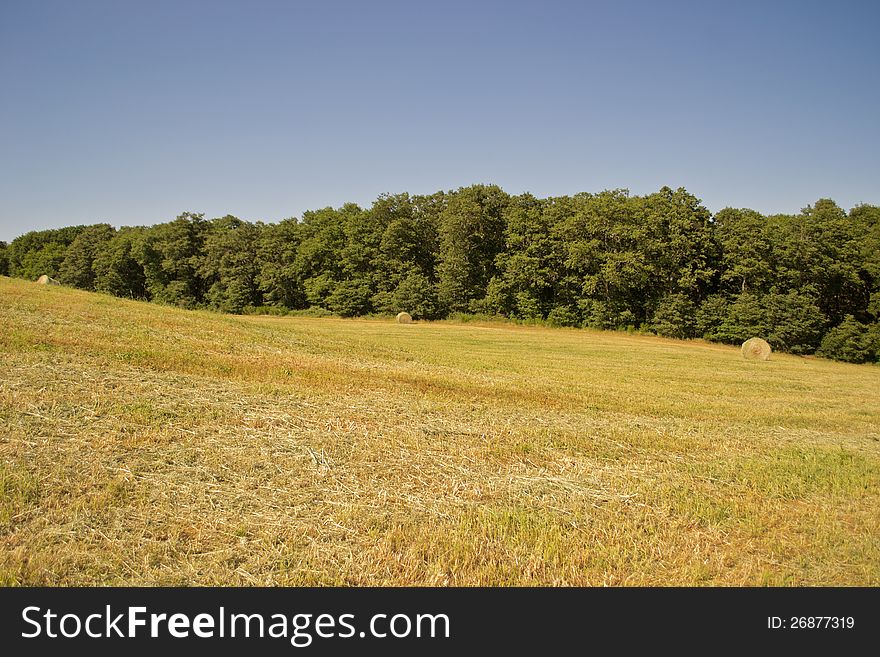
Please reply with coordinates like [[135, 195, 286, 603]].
[[396, 312, 413, 324], [741, 337, 771, 361], [36, 275, 60, 286]]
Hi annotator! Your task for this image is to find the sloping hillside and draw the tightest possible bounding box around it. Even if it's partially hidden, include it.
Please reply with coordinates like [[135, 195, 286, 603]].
[[1, 276, 878, 585]]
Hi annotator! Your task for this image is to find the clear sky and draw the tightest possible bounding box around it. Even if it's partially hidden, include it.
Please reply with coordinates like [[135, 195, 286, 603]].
[[1, 0, 878, 242]]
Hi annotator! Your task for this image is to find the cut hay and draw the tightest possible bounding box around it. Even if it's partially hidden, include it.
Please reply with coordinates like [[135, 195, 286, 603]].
[[396, 312, 413, 324], [741, 337, 771, 361], [36, 275, 60, 286]]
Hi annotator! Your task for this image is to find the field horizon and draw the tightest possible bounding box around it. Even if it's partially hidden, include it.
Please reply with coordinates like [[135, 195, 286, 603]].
[[1, 275, 878, 585]]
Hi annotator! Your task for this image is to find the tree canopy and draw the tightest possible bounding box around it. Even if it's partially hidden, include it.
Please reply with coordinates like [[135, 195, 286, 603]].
[[4, 185, 878, 363]]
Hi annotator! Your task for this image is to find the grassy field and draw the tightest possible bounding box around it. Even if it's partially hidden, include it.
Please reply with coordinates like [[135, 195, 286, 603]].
[[1, 276, 878, 586]]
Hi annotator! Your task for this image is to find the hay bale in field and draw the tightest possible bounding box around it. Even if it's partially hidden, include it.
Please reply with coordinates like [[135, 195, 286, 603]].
[[36, 275, 60, 286], [741, 337, 771, 361], [396, 311, 413, 324]]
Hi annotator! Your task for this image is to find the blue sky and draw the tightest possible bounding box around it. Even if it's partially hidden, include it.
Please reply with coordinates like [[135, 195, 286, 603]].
[[1, 0, 878, 242]]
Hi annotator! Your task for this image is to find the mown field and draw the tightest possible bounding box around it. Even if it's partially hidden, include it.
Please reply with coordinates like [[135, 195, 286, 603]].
[[0, 276, 878, 585]]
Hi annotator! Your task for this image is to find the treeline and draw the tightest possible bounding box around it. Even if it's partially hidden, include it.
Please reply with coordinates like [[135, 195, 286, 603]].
[[2, 185, 879, 363]]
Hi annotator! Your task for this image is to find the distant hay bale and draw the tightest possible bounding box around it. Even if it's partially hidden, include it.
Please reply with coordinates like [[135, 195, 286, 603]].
[[36, 275, 60, 286], [396, 312, 413, 324], [741, 337, 771, 361]]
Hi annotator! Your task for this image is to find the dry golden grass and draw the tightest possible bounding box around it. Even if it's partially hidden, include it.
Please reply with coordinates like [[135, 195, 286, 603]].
[[1, 276, 878, 585]]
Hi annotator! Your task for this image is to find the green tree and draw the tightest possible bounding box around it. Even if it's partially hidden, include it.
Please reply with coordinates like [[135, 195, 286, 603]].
[[325, 279, 372, 316], [0, 241, 8, 276], [651, 293, 697, 339], [556, 189, 649, 326], [389, 270, 438, 319], [201, 216, 264, 313], [713, 207, 773, 294], [258, 218, 305, 309], [695, 294, 730, 338], [133, 212, 209, 307], [7, 226, 86, 280], [773, 200, 865, 325], [93, 227, 148, 299], [371, 193, 442, 312], [20, 243, 69, 281], [644, 188, 717, 293], [490, 193, 570, 319], [697, 294, 753, 343], [436, 185, 509, 313], [294, 206, 350, 308], [58, 223, 116, 290], [762, 290, 827, 353], [337, 203, 385, 313], [816, 316, 879, 363], [6, 184, 877, 350], [545, 305, 580, 327], [849, 203, 880, 321], [700, 291, 825, 353]]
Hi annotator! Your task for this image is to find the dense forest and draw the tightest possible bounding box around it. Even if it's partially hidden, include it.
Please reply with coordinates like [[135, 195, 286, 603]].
[[2, 185, 879, 363]]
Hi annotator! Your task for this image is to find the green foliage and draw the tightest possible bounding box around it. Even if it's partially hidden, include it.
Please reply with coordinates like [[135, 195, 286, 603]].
[[695, 294, 730, 338], [579, 298, 619, 330], [133, 213, 208, 307], [437, 185, 510, 313], [772, 200, 866, 325], [639, 186, 718, 301], [200, 216, 264, 313], [258, 218, 305, 309], [303, 272, 337, 308], [371, 192, 444, 317], [816, 316, 880, 364], [58, 224, 115, 290], [700, 291, 826, 354], [557, 190, 649, 323], [714, 208, 773, 294], [20, 243, 69, 281], [5, 187, 879, 364], [651, 293, 697, 339], [850, 204, 880, 273], [494, 193, 560, 319], [388, 270, 439, 320], [474, 275, 515, 316], [701, 293, 765, 344], [7, 226, 87, 280], [850, 203, 880, 322], [545, 306, 580, 327], [762, 290, 827, 354], [325, 279, 372, 317], [93, 227, 148, 299], [514, 292, 542, 320]]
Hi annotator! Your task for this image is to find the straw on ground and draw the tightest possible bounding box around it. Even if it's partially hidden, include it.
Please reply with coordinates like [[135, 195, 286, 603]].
[[0, 276, 878, 585]]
